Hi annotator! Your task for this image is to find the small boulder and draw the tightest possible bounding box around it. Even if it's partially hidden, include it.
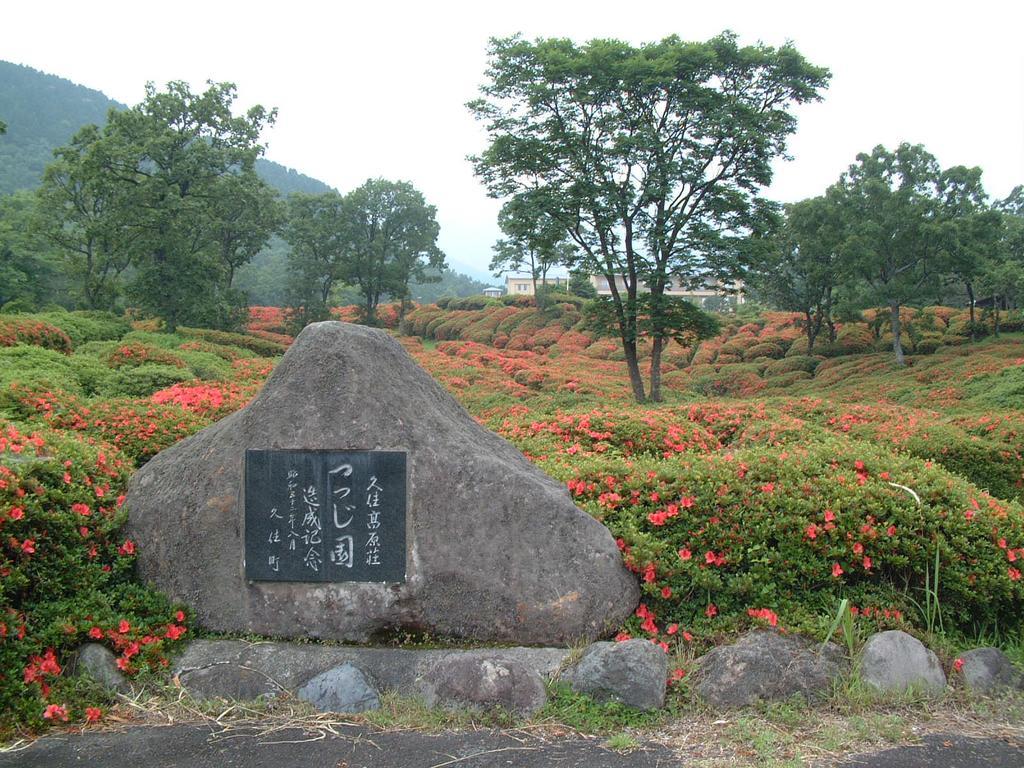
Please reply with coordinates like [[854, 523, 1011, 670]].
[[297, 663, 380, 713], [694, 630, 846, 708], [564, 639, 668, 711], [860, 630, 946, 695], [958, 648, 1021, 694], [417, 656, 547, 717], [178, 663, 282, 700], [77, 644, 130, 694]]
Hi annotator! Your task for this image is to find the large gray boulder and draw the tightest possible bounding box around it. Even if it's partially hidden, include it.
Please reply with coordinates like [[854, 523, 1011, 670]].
[[126, 322, 637, 644], [859, 630, 946, 695], [693, 630, 847, 708], [563, 639, 667, 711], [958, 648, 1022, 694]]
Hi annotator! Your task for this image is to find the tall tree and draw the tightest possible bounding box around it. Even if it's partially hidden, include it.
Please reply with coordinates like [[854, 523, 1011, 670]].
[[469, 33, 829, 401], [489, 193, 574, 306], [87, 81, 276, 331], [749, 196, 845, 352], [338, 178, 444, 324], [831, 144, 962, 365], [0, 191, 63, 309], [937, 165, 998, 340], [208, 170, 285, 289], [34, 124, 138, 309], [282, 191, 348, 326]]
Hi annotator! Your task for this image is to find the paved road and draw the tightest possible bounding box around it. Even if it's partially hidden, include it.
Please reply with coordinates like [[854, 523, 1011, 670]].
[[2, 725, 1022, 767], [0, 724, 676, 768]]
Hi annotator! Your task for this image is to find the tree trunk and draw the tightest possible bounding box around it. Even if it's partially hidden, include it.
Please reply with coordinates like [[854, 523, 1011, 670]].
[[890, 300, 905, 366], [649, 336, 665, 403], [966, 282, 976, 342], [994, 296, 1002, 337], [622, 338, 647, 402]]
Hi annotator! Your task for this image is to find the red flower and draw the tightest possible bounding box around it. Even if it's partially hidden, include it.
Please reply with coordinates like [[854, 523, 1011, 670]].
[[8, 507, 23, 520], [85, 707, 103, 723], [666, 623, 678, 635], [661, 586, 672, 598], [21, 539, 35, 554], [42, 704, 68, 721], [705, 603, 718, 618], [118, 619, 130, 634], [953, 658, 965, 673], [175, 610, 186, 623], [165, 624, 187, 640], [71, 502, 91, 516], [678, 548, 692, 561], [118, 539, 136, 556], [824, 510, 836, 522], [1009, 567, 1022, 581], [805, 524, 818, 540], [832, 562, 844, 578], [760, 482, 775, 494], [88, 627, 103, 639]]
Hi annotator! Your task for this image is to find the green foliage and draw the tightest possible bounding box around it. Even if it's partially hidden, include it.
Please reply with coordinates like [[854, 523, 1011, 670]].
[[0, 346, 137, 399], [110, 365, 193, 397], [34, 311, 130, 346], [539, 682, 669, 733]]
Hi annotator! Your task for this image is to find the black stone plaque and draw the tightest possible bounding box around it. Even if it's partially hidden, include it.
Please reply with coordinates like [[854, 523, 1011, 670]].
[[244, 449, 406, 583]]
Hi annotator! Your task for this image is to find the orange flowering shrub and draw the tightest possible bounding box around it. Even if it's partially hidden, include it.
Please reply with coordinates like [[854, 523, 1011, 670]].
[[0, 317, 72, 354]]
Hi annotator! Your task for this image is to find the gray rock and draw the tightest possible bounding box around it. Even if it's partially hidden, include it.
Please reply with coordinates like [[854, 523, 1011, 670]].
[[564, 639, 668, 711], [76, 644, 130, 693], [958, 647, 1021, 694], [693, 630, 847, 708], [178, 663, 283, 700], [297, 663, 380, 713], [417, 656, 547, 717], [126, 322, 637, 644], [860, 630, 946, 695]]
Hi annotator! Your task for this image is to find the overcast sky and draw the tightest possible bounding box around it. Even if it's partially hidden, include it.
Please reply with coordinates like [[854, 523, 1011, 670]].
[[3, 1, 1023, 280]]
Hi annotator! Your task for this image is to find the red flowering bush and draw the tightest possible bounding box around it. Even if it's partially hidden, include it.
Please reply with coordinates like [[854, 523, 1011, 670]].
[[0, 317, 73, 354], [0, 421, 188, 732], [528, 433, 1024, 645], [104, 342, 187, 369]]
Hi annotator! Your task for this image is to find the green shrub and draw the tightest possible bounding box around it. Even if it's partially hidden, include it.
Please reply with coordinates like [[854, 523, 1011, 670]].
[[0, 346, 84, 395], [35, 311, 131, 346], [111, 365, 194, 397], [743, 342, 785, 361], [764, 355, 820, 376], [178, 327, 286, 356]]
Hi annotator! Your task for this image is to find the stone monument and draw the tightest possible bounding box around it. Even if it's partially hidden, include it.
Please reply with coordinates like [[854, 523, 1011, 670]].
[[125, 322, 638, 644]]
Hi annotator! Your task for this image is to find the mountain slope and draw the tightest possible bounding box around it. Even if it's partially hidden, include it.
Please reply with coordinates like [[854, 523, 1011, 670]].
[[0, 60, 332, 196]]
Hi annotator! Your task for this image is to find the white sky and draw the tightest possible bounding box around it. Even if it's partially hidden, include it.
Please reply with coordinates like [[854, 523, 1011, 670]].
[[3, 0, 1023, 280]]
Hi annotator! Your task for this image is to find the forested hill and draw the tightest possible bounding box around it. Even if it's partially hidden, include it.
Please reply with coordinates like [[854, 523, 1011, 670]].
[[0, 60, 333, 196]]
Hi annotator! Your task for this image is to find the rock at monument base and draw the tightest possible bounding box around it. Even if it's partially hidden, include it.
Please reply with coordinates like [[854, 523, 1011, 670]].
[[416, 656, 547, 718], [693, 630, 847, 708], [76, 644, 130, 694], [563, 639, 667, 711], [859, 630, 946, 695], [177, 663, 283, 701], [296, 663, 380, 713], [125, 322, 637, 645], [958, 648, 1021, 694]]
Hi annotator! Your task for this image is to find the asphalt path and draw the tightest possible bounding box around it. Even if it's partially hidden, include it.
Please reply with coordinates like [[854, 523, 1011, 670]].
[[2, 725, 1022, 767]]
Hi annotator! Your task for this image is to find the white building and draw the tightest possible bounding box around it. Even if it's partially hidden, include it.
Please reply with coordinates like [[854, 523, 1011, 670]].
[[589, 274, 744, 307], [482, 286, 503, 298], [504, 275, 570, 296]]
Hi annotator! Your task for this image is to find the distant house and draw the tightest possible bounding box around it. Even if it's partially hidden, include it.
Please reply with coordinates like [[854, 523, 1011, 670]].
[[589, 275, 744, 308], [504, 275, 570, 296], [482, 286, 503, 298]]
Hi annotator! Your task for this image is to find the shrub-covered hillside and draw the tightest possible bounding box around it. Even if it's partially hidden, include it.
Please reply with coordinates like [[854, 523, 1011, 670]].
[[1, 301, 1023, 734]]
